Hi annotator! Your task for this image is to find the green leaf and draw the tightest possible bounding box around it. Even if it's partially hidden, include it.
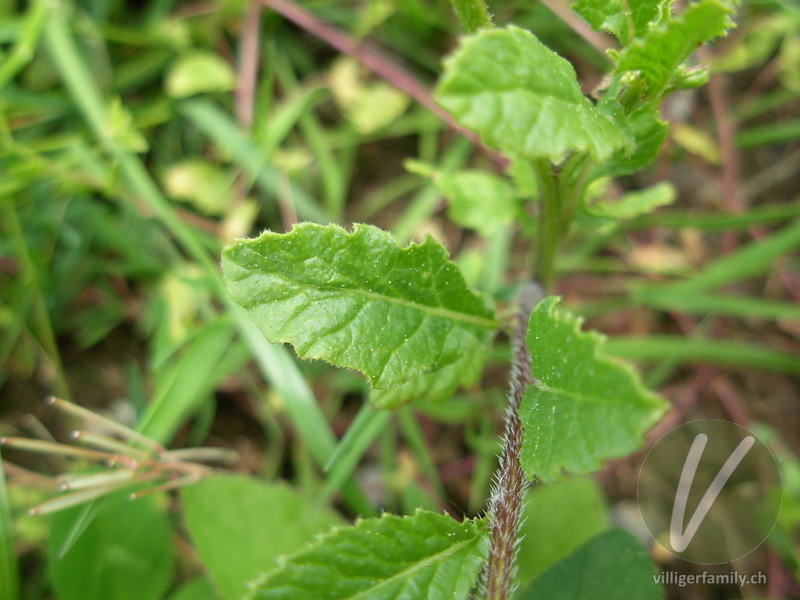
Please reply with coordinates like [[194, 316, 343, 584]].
[[615, 0, 738, 103], [222, 223, 497, 390], [247, 510, 487, 600], [573, 0, 662, 45], [435, 170, 519, 237], [168, 579, 221, 600], [585, 182, 676, 219], [449, 0, 494, 33], [516, 477, 610, 586], [435, 26, 629, 162], [589, 106, 668, 180], [329, 58, 409, 134], [517, 529, 662, 600], [369, 338, 488, 408], [49, 493, 174, 600], [165, 52, 235, 98], [164, 160, 236, 216], [182, 474, 342, 600], [519, 297, 667, 481]]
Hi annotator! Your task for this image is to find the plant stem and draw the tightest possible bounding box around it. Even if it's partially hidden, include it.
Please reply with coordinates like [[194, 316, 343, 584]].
[[482, 298, 535, 600], [449, 0, 494, 33], [533, 159, 559, 290]]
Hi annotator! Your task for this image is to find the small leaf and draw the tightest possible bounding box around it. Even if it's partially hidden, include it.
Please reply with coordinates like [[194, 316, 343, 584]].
[[164, 160, 236, 216], [246, 510, 487, 600], [589, 106, 668, 180], [517, 529, 662, 600], [435, 170, 519, 237], [165, 52, 235, 98], [329, 58, 409, 134], [520, 297, 667, 481], [573, 0, 662, 45], [182, 475, 342, 600], [435, 26, 629, 162], [585, 182, 676, 219], [615, 0, 738, 103], [105, 97, 148, 152], [222, 223, 497, 390], [49, 492, 174, 600]]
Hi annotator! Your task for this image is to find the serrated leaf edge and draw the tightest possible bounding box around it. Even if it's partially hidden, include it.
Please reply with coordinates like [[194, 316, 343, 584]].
[[529, 297, 664, 408], [242, 509, 487, 600], [226, 224, 498, 330]]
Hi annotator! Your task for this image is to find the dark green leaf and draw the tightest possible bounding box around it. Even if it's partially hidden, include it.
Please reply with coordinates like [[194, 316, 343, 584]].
[[516, 477, 610, 586], [517, 529, 662, 600]]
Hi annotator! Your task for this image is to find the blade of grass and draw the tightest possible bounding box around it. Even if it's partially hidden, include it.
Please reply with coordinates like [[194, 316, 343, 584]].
[[43, 8, 373, 515], [397, 407, 447, 501], [138, 319, 237, 445], [627, 202, 800, 230], [605, 336, 800, 375], [634, 289, 800, 321], [179, 99, 329, 224], [641, 218, 800, 295], [0, 451, 19, 600], [274, 57, 349, 221], [468, 416, 499, 514], [319, 404, 392, 506], [736, 118, 800, 148], [2, 202, 71, 400], [257, 86, 328, 156], [0, 0, 50, 89]]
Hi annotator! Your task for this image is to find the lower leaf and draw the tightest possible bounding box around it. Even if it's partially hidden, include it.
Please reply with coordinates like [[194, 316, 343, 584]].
[[246, 510, 488, 600]]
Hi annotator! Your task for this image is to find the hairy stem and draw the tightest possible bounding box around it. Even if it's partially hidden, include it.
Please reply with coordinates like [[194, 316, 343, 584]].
[[482, 291, 537, 600]]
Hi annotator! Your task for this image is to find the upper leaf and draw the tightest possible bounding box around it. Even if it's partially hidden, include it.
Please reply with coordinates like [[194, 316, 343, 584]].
[[435, 26, 629, 163], [246, 510, 488, 600], [519, 297, 667, 481], [573, 0, 662, 45], [222, 224, 497, 390], [615, 0, 738, 104]]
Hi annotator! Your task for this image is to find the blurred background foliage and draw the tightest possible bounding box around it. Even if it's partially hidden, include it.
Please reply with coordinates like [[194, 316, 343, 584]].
[[0, 0, 799, 599]]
